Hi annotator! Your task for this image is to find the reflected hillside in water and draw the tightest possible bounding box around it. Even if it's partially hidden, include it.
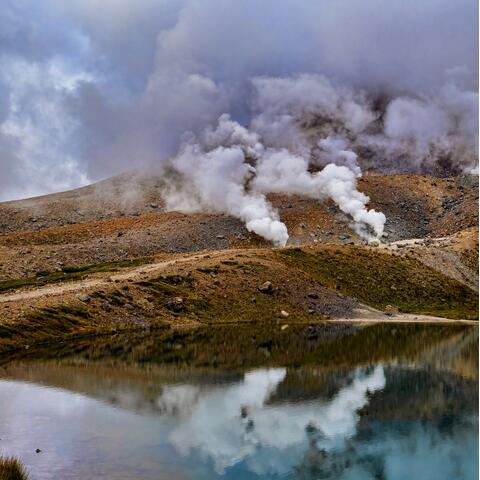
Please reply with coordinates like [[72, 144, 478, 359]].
[[0, 323, 477, 417]]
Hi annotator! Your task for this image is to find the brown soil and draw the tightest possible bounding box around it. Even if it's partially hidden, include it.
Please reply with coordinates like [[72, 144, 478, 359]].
[[0, 173, 477, 353], [0, 174, 477, 281]]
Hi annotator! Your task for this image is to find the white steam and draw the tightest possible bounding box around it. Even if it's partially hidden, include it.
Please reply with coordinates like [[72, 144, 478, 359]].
[[165, 138, 289, 246], [367, 82, 479, 173], [163, 77, 387, 245]]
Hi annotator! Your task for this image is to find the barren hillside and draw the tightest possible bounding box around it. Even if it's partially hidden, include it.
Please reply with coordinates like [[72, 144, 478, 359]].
[[0, 173, 477, 354]]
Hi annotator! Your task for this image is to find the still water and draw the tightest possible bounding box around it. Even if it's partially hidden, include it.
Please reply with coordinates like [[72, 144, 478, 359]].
[[0, 323, 477, 479]]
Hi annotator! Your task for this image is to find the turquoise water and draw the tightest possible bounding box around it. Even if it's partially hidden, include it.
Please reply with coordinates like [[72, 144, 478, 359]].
[[0, 324, 477, 479]]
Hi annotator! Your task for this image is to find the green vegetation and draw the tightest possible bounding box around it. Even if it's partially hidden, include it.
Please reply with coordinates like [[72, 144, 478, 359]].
[[0, 304, 109, 353], [276, 247, 479, 319], [0, 305, 91, 340], [0, 457, 29, 480], [136, 274, 212, 318], [135, 269, 317, 324], [0, 257, 152, 293]]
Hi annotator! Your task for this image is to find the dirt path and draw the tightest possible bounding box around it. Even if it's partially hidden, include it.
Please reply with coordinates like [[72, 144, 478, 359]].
[[1, 244, 476, 325], [0, 250, 231, 303]]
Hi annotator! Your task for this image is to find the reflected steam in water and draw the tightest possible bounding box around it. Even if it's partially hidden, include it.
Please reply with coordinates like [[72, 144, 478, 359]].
[[163, 367, 385, 475]]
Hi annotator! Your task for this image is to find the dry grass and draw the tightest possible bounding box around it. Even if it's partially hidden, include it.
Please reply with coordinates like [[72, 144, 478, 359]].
[[276, 245, 478, 319], [0, 457, 29, 480]]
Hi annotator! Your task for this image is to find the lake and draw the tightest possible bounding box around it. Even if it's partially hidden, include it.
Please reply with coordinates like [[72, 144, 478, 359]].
[[0, 322, 477, 479]]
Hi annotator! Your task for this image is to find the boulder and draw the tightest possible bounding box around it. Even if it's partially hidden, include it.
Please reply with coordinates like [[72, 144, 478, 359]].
[[77, 294, 91, 303], [258, 281, 274, 294], [166, 297, 184, 313]]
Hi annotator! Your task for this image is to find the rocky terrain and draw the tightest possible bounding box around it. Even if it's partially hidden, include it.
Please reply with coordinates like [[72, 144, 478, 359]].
[[0, 173, 477, 353]]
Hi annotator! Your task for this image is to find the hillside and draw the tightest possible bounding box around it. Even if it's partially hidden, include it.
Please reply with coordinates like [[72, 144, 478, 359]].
[[0, 173, 477, 353]]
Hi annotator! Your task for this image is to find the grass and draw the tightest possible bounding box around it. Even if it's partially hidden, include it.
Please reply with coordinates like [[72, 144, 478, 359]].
[[0, 457, 29, 480], [136, 274, 212, 318], [135, 266, 321, 324], [0, 304, 108, 353], [276, 246, 479, 319], [0, 305, 91, 339], [0, 257, 152, 293]]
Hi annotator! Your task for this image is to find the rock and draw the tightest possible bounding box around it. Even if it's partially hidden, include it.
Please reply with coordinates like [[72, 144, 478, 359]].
[[77, 294, 91, 303], [280, 310, 289, 318], [149, 203, 159, 209], [369, 239, 380, 247], [216, 234, 225, 239], [258, 281, 274, 294], [307, 292, 319, 299], [300, 222, 307, 228], [35, 449, 42, 453], [100, 302, 111, 311], [384, 305, 399, 316], [165, 297, 184, 313]]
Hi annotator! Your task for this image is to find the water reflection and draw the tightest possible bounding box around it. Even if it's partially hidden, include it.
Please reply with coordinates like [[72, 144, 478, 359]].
[[0, 323, 477, 479], [163, 366, 385, 475]]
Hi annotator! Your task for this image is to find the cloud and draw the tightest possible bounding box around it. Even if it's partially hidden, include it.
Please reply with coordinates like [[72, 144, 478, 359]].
[[0, 0, 477, 219]]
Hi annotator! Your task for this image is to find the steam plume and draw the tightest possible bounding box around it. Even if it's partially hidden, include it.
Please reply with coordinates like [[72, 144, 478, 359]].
[[164, 103, 386, 244], [0, 0, 477, 241]]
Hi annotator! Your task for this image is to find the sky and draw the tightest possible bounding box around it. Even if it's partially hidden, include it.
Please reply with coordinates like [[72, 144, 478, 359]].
[[0, 0, 478, 201]]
